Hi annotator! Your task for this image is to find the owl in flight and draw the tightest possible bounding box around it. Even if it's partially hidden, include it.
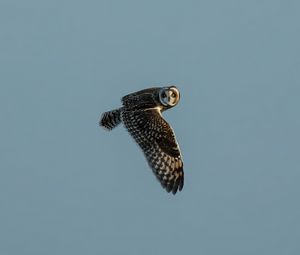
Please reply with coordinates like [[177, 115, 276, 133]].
[[99, 86, 184, 194]]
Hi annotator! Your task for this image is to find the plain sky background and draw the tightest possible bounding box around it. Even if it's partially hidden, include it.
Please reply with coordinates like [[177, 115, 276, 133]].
[[0, 0, 299, 254]]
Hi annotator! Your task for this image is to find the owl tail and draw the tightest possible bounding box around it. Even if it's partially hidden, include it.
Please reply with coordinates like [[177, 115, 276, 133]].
[[99, 108, 122, 130]]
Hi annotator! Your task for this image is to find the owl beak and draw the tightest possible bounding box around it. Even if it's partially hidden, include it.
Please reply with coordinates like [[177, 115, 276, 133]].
[[166, 90, 173, 102]]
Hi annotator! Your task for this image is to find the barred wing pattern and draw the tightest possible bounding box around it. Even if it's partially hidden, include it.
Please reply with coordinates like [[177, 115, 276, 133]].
[[122, 109, 184, 194]]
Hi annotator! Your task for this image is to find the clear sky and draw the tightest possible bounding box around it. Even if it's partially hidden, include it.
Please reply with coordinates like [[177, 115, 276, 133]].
[[1, 1, 299, 254]]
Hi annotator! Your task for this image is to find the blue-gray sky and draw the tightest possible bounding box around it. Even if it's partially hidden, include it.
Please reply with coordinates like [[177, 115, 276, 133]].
[[1, 1, 300, 254]]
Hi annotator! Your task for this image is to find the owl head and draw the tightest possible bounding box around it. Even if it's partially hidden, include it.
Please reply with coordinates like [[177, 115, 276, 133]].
[[158, 86, 180, 107]]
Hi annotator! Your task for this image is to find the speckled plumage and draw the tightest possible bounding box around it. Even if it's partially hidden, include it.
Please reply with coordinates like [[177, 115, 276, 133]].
[[99, 86, 184, 194]]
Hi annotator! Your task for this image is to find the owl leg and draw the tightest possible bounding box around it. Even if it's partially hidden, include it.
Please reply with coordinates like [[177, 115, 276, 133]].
[[99, 108, 122, 130]]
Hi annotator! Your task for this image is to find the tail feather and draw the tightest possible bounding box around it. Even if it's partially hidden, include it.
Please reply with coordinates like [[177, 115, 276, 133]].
[[99, 109, 122, 130]]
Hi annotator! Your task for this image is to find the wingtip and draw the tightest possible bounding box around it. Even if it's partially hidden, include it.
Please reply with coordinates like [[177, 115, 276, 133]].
[[164, 177, 184, 195]]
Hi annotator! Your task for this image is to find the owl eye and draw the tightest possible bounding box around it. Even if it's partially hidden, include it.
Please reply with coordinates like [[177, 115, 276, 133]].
[[162, 93, 167, 98], [171, 92, 176, 97]]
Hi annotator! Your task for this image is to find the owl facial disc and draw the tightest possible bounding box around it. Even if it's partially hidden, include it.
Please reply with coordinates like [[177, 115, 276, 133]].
[[159, 86, 180, 107]]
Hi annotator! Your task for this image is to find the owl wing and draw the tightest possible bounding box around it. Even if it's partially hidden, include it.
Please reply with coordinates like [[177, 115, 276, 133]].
[[121, 88, 158, 110], [121, 87, 159, 105], [122, 109, 184, 194]]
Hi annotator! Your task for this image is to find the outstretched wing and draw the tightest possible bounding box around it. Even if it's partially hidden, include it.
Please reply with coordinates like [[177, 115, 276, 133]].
[[121, 88, 159, 110], [121, 109, 184, 194]]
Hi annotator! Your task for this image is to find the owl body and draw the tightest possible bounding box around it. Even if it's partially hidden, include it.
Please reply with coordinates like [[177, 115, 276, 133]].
[[100, 86, 184, 194]]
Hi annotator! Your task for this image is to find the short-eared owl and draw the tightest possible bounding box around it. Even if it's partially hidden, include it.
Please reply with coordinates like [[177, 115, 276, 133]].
[[99, 86, 184, 194]]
